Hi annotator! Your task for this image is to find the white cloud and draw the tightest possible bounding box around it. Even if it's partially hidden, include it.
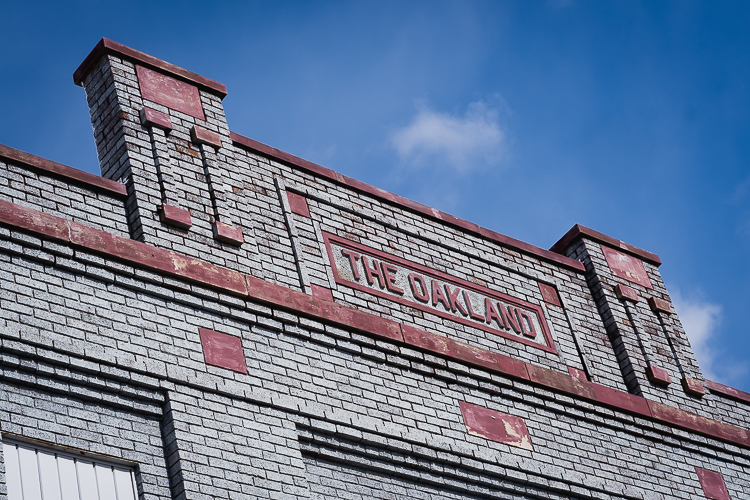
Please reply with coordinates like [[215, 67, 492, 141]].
[[670, 288, 733, 383], [390, 99, 508, 174]]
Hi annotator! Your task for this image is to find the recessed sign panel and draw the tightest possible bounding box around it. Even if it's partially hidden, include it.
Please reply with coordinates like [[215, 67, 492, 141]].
[[323, 233, 557, 353]]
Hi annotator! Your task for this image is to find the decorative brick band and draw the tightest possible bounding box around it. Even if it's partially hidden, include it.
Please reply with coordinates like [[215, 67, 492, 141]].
[[1, 198, 749, 449], [230, 132, 586, 274], [0, 143, 127, 197], [74, 38, 227, 97], [550, 223, 662, 267], [310, 284, 334, 301]]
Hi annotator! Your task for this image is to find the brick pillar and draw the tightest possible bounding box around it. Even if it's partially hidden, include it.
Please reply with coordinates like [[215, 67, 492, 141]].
[[551, 225, 705, 409], [73, 38, 243, 247]]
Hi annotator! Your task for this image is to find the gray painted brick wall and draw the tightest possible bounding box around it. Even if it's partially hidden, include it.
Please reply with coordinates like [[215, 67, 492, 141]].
[[0, 39, 748, 499]]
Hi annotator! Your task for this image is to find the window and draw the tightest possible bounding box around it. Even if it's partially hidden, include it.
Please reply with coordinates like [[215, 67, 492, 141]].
[[3, 438, 137, 500]]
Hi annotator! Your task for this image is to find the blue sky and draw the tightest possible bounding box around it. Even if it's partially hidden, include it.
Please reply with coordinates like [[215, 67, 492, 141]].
[[2, 1, 750, 390]]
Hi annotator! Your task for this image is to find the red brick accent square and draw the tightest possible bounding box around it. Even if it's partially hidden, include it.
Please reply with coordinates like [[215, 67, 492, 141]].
[[136, 65, 205, 120], [159, 204, 191, 229], [695, 468, 730, 500], [648, 296, 672, 315], [287, 191, 311, 218], [459, 401, 533, 451], [538, 283, 561, 307], [614, 284, 639, 303], [310, 283, 334, 301], [213, 221, 244, 246], [646, 365, 671, 386], [682, 377, 706, 397], [601, 245, 653, 289], [140, 107, 173, 131], [191, 126, 223, 149], [199, 328, 247, 374]]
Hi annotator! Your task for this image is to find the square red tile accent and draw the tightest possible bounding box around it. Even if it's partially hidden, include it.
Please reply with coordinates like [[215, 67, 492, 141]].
[[614, 284, 639, 303], [648, 296, 672, 315], [310, 283, 334, 301], [538, 283, 561, 307], [159, 204, 191, 229], [682, 377, 706, 397], [646, 365, 671, 386], [136, 65, 205, 120], [601, 245, 652, 289], [199, 328, 247, 374], [140, 107, 173, 131], [459, 401, 533, 451], [695, 468, 730, 500], [287, 191, 311, 218]]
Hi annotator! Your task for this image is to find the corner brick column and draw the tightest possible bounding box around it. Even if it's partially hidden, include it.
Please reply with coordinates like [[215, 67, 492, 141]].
[[552, 226, 705, 409], [74, 39, 239, 247]]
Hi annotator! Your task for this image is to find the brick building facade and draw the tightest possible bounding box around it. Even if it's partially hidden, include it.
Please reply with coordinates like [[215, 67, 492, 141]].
[[0, 38, 748, 499]]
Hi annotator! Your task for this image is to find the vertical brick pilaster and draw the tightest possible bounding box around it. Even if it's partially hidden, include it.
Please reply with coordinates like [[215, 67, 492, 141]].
[[555, 232, 706, 408]]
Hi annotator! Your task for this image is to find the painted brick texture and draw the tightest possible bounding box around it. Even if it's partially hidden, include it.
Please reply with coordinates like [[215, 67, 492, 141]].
[[0, 38, 748, 500]]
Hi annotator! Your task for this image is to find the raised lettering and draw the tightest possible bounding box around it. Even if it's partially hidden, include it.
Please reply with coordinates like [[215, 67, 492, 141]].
[[444, 284, 469, 317], [341, 248, 361, 280], [361, 256, 385, 288], [517, 310, 537, 338], [409, 273, 429, 302], [464, 291, 484, 321], [501, 304, 522, 334], [485, 298, 506, 328], [381, 261, 404, 295], [431, 280, 451, 311]]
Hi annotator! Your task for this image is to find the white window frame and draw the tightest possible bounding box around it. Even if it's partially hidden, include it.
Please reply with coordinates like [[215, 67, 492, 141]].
[[2, 436, 138, 500]]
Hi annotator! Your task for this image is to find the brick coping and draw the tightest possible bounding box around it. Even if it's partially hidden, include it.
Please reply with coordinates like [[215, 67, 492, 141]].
[[0, 197, 748, 448], [73, 38, 228, 98], [0, 143, 127, 197], [707, 379, 750, 404], [230, 131, 587, 274], [551, 223, 662, 267]]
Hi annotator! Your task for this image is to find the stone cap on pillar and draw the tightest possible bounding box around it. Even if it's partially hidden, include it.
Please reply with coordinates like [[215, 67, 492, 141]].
[[73, 37, 228, 98], [550, 223, 662, 267]]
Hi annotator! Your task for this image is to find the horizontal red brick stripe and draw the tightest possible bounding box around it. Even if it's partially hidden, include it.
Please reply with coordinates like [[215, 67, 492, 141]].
[[246, 276, 402, 341], [401, 324, 529, 381], [230, 131, 586, 274], [1, 199, 749, 449], [74, 38, 227, 97], [0, 143, 127, 197], [0, 199, 70, 242]]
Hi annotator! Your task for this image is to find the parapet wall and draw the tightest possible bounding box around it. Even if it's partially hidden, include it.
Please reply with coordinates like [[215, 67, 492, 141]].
[[0, 38, 748, 499]]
